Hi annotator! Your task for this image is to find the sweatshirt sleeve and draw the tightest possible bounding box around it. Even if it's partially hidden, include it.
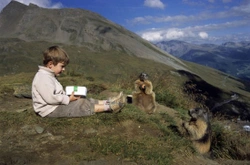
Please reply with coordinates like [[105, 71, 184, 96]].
[[34, 73, 70, 105]]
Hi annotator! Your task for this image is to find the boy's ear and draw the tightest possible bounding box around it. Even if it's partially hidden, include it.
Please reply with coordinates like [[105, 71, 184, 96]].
[[47, 61, 54, 68]]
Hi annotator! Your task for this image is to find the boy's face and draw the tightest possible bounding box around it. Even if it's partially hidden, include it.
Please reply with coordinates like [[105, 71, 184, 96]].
[[48, 62, 66, 76]]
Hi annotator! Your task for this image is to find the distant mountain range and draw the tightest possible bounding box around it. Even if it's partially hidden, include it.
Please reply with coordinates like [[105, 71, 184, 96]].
[[155, 40, 250, 81]]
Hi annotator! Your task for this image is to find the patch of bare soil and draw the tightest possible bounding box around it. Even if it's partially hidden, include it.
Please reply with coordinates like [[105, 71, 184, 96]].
[[0, 97, 32, 112]]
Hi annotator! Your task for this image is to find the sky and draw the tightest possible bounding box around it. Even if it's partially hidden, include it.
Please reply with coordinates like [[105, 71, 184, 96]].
[[0, 0, 250, 44]]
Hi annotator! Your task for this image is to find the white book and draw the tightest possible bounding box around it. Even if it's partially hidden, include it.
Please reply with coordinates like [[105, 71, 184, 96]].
[[65, 86, 87, 97]]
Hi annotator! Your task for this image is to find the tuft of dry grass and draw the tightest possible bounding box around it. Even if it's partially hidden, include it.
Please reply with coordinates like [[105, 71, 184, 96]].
[[211, 120, 250, 160]]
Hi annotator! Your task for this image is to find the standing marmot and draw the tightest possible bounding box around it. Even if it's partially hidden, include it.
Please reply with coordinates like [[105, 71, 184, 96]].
[[132, 73, 156, 114]]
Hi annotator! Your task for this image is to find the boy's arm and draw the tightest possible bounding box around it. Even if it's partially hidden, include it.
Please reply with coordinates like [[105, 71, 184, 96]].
[[34, 76, 70, 105]]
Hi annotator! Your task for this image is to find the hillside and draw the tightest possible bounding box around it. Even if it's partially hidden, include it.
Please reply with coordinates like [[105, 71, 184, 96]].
[[0, 1, 250, 165], [0, 1, 186, 71], [1, 42, 250, 164]]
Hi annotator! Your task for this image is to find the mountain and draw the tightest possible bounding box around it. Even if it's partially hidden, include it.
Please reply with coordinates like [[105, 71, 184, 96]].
[[155, 40, 250, 80], [0, 1, 186, 71]]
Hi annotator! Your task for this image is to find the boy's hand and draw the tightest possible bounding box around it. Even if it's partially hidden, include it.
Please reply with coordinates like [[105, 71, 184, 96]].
[[69, 92, 80, 102]]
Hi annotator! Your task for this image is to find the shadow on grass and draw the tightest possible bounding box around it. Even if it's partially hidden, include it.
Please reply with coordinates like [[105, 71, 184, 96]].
[[178, 70, 250, 120]]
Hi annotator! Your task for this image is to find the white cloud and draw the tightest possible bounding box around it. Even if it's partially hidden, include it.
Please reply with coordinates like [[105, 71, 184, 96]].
[[129, 1, 250, 44], [182, 0, 205, 6], [0, 0, 62, 11], [130, 1, 250, 26], [191, 20, 249, 31], [140, 28, 207, 43], [140, 28, 196, 42], [141, 31, 164, 42], [199, 32, 208, 39], [163, 29, 186, 39], [138, 18, 250, 44], [144, 0, 165, 9], [130, 16, 151, 25], [222, 0, 232, 3], [130, 8, 247, 26], [232, 2, 250, 14], [129, 14, 195, 25]]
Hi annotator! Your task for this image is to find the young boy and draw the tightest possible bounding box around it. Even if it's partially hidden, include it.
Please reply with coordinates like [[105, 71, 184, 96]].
[[32, 46, 125, 117]]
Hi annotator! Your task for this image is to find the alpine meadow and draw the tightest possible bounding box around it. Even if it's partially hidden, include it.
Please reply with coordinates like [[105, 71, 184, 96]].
[[0, 1, 250, 165]]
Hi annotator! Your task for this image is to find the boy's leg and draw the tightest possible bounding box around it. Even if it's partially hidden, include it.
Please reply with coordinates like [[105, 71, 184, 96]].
[[46, 92, 125, 117], [97, 92, 123, 104], [109, 95, 126, 113], [47, 98, 95, 117]]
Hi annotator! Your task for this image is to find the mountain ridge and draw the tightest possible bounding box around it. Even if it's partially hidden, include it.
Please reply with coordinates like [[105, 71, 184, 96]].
[[155, 40, 250, 80]]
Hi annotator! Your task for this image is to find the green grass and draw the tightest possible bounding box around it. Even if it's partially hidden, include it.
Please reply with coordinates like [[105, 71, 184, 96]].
[[1, 72, 249, 164], [0, 104, 191, 164], [210, 119, 250, 159]]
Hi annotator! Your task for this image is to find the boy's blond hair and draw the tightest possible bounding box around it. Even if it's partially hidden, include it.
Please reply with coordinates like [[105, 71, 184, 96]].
[[43, 46, 70, 66]]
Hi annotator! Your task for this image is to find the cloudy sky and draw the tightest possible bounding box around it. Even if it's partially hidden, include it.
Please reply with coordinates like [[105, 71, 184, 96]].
[[0, 0, 250, 44]]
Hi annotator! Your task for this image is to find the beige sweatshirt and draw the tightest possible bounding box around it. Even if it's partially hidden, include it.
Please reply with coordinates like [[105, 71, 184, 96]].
[[32, 66, 70, 117]]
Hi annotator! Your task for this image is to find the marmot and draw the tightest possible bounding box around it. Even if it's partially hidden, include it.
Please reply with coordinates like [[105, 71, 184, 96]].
[[132, 73, 156, 114], [183, 108, 212, 154]]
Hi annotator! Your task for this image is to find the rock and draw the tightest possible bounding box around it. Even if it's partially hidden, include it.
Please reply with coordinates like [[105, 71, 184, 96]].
[[243, 125, 250, 132], [34, 125, 44, 134], [84, 128, 97, 134], [13, 84, 32, 98], [16, 108, 27, 113]]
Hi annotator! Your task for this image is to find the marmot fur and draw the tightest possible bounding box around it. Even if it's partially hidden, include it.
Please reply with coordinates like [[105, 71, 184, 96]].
[[183, 108, 212, 154], [132, 73, 156, 114]]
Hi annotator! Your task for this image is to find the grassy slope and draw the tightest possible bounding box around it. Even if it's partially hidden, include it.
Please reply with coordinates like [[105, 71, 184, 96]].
[[0, 39, 250, 164]]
